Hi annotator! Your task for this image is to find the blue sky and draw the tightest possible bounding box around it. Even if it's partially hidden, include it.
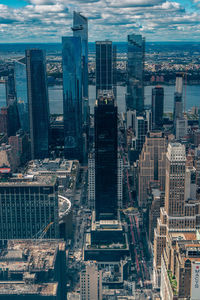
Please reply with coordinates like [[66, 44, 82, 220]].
[[0, 0, 200, 42]]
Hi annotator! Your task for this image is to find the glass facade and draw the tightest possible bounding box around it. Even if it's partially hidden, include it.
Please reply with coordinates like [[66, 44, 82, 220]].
[[94, 92, 118, 220], [152, 86, 164, 129], [62, 36, 82, 161], [72, 11, 88, 99], [96, 41, 113, 97], [26, 49, 49, 159], [15, 58, 29, 132], [126, 34, 145, 113]]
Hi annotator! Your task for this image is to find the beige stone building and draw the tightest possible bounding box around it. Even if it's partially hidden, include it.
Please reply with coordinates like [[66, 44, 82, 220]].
[[138, 131, 167, 207], [80, 263, 102, 300], [161, 231, 200, 300], [154, 143, 200, 288]]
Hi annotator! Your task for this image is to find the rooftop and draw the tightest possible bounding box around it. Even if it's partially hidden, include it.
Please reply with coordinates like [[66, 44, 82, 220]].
[[26, 158, 77, 174], [92, 217, 123, 231], [0, 174, 57, 186], [0, 282, 58, 296], [0, 239, 64, 273]]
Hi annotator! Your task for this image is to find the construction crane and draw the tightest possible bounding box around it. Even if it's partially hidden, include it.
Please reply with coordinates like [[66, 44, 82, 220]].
[[34, 222, 54, 241]]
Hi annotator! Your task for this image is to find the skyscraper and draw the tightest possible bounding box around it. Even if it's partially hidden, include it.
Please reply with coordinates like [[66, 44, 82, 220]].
[[5, 66, 16, 105], [26, 49, 49, 159], [5, 66, 20, 137], [152, 86, 164, 129], [72, 12, 89, 162], [135, 115, 148, 153], [126, 34, 145, 114], [80, 263, 102, 300], [62, 36, 82, 161], [138, 132, 166, 207], [173, 74, 188, 139], [153, 143, 200, 288], [15, 57, 29, 132], [0, 174, 59, 239], [94, 90, 118, 220], [174, 74, 183, 121], [96, 41, 113, 97], [72, 11, 88, 99], [164, 143, 186, 217]]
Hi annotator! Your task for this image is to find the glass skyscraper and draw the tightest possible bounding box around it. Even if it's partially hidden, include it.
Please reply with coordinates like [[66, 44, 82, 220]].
[[62, 36, 82, 161], [94, 91, 118, 220], [15, 58, 29, 132], [96, 41, 113, 97], [152, 86, 164, 129], [126, 34, 145, 114], [72, 11, 88, 99], [26, 49, 49, 159]]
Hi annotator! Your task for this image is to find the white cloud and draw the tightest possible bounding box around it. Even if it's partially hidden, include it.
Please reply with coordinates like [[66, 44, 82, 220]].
[[0, 0, 198, 42]]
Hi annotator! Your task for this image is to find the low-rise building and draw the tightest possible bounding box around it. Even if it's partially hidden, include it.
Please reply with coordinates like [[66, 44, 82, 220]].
[[84, 215, 129, 262], [26, 158, 79, 194], [0, 239, 66, 299]]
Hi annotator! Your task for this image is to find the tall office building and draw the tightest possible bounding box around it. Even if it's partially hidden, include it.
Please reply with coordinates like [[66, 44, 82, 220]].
[[72, 12, 89, 162], [96, 41, 113, 97], [174, 74, 183, 120], [94, 90, 118, 220], [5, 66, 16, 105], [152, 86, 164, 129], [175, 118, 188, 139], [0, 174, 59, 239], [62, 37, 82, 161], [164, 143, 186, 217], [198, 107, 200, 129], [138, 132, 166, 207], [153, 143, 200, 288], [80, 263, 102, 300], [135, 116, 148, 153], [26, 49, 49, 159], [72, 11, 88, 99], [173, 74, 188, 139], [15, 57, 29, 132], [4, 66, 20, 137], [7, 100, 20, 137], [126, 34, 145, 114]]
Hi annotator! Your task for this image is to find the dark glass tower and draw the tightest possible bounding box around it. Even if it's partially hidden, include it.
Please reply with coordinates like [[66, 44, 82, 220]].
[[15, 58, 29, 132], [5, 66, 20, 137], [62, 36, 82, 161], [5, 66, 16, 105], [94, 91, 118, 220], [126, 34, 145, 114], [152, 86, 164, 129], [96, 41, 113, 97], [174, 74, 183, 121], [26, 49, 49, 159], [72, 11, 88, 99]]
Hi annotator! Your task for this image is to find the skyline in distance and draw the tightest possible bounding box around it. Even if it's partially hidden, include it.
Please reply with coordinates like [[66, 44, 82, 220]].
[[0, 0, 199, 42]]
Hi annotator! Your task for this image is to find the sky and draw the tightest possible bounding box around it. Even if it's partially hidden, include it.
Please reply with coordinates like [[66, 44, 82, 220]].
[[0, 0, 200, 42]]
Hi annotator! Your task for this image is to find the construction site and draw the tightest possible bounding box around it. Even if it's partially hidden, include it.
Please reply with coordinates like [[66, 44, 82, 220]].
[[0, 239, 67, 299]]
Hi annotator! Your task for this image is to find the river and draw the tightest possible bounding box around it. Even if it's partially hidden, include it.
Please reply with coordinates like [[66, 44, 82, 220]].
[[0, 83, 199, 114]]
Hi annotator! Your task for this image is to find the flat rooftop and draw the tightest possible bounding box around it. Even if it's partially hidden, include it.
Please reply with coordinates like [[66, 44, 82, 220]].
[[0, 282, 58, 296], [0, 174, 57, 186], [92, 214, 123, 231], [0, 239, 65, 273], [27, 158, 78, 174], [84, 233, 129, 251]]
